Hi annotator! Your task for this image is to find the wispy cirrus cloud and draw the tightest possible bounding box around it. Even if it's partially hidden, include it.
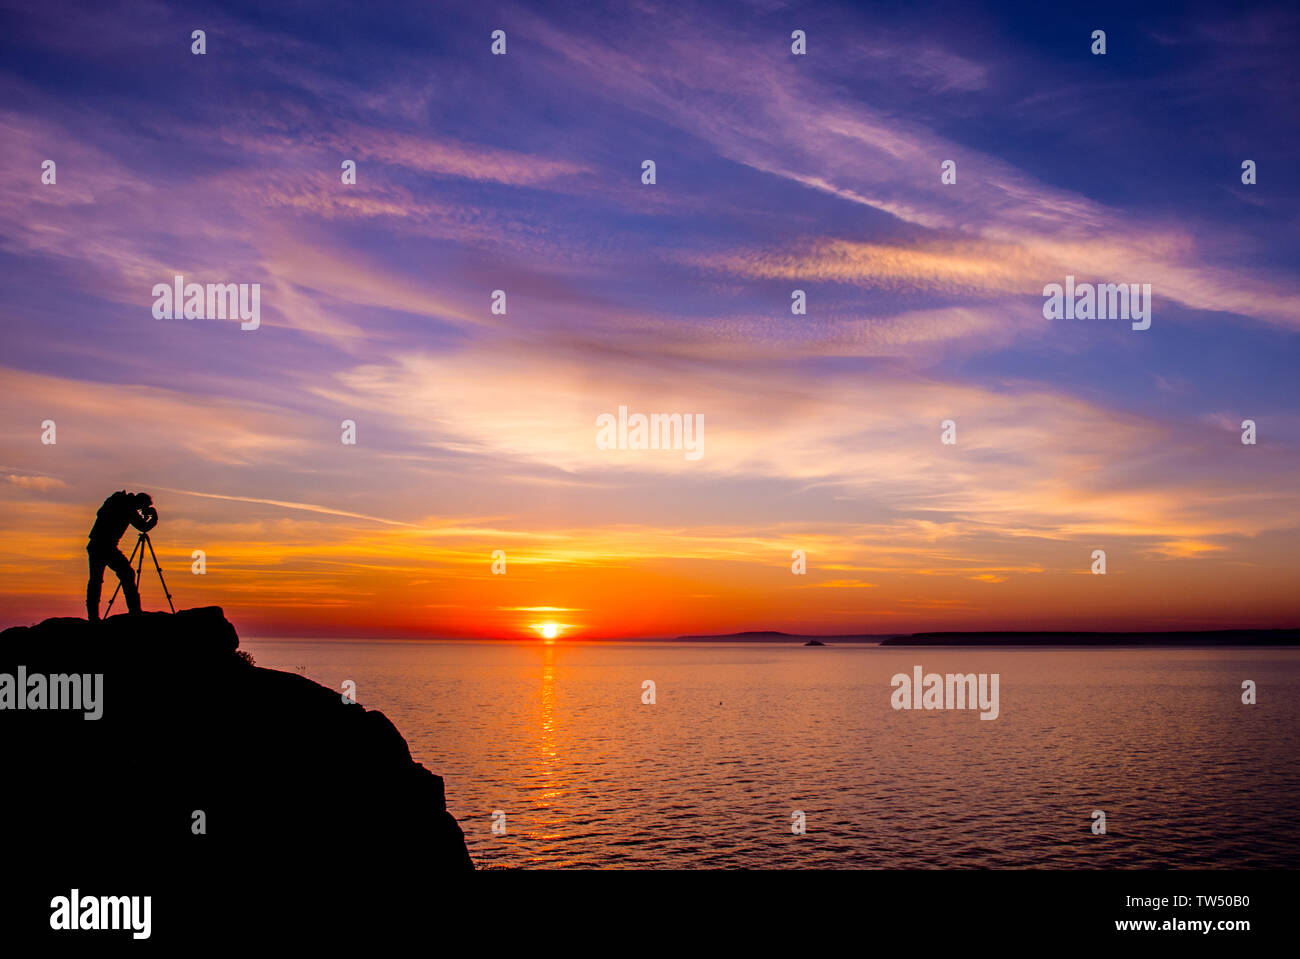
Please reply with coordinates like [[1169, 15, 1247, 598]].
[[6, 473, 68, 492]]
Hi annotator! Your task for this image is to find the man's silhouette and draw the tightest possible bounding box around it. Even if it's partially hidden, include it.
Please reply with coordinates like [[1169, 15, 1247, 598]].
[[86, 491, 158, 621]]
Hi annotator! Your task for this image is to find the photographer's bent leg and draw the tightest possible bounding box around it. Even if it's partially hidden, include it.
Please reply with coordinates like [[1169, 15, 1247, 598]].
[[107, 548, 142, 614], [86, 548, 106, 620]]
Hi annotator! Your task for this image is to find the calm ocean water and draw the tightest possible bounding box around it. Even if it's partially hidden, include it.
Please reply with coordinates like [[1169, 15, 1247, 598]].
[[241, 639, 1300, 869]]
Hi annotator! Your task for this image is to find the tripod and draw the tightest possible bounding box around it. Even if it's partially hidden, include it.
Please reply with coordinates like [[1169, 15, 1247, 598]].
[[105, 532, 176, 615]]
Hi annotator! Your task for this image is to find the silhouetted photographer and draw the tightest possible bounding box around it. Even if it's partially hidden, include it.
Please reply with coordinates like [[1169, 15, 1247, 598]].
[[86, 491, 165, 620]]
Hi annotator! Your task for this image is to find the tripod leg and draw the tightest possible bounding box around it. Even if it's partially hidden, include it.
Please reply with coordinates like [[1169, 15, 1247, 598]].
[[104, 535, 144, 616], [143, 535, 176, 613]]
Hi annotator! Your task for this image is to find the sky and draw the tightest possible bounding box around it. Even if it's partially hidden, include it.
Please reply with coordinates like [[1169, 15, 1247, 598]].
[[1, 0, 1298, 638]]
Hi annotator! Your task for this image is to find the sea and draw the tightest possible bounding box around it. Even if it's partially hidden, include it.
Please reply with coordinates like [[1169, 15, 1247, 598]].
[[239, 639, 1300, 869]]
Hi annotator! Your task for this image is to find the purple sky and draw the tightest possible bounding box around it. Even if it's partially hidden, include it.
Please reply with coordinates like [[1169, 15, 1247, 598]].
[[2, 0, 1298, 637]]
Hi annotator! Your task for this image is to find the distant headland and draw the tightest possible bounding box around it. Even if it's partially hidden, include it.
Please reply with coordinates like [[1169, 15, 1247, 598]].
[[676, 628, 1300, 646]]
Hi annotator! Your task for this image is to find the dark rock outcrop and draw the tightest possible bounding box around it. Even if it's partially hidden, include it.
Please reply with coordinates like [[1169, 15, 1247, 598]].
[[2, 607, 473, 907]]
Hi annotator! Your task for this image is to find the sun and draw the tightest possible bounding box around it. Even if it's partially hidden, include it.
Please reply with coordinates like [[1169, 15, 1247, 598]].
[[531, 622, 563, 641]]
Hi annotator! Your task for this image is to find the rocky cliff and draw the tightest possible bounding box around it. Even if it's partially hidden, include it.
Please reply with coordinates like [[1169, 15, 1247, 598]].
[[1, 606, 472, 930]]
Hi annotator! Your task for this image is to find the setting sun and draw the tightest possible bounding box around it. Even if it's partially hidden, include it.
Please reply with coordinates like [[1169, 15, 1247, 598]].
[[534, 622, 561, 641]]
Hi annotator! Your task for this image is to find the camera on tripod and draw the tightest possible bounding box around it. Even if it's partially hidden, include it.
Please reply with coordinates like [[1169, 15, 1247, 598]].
[[105, 522, 174, 616]]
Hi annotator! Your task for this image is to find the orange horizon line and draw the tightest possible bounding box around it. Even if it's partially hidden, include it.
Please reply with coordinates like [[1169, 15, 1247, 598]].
[[231, 624, 1300, 642]]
